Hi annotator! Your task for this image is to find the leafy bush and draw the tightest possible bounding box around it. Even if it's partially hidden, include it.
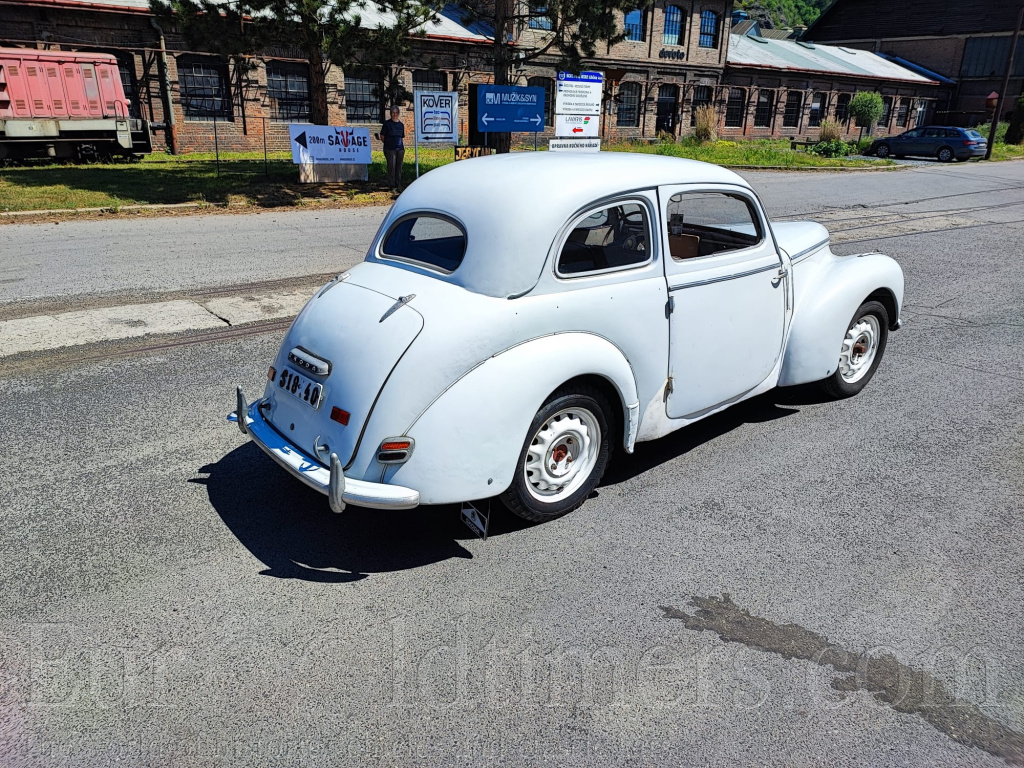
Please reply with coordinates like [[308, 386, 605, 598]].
[[849, 92, 884, 129], [693, 104, 718, 142], [818, 117, 843, 143], [855, 137, 874, 155], [810, 139, 851, 158]]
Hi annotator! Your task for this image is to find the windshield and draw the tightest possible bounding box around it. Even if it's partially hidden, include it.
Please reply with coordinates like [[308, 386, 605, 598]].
[[381, 214, 467, 274]]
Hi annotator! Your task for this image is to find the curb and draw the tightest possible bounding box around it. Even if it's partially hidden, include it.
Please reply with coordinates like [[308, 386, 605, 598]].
[[0, 202, 205, 218]]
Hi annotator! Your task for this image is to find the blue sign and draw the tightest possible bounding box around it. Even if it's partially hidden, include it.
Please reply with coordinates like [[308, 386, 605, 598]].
[[557, 71, 603, 83], [476, 85, 545, 132]]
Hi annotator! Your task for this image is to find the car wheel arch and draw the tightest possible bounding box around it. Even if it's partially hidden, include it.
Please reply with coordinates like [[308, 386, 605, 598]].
[[866, 287, 900, 331]]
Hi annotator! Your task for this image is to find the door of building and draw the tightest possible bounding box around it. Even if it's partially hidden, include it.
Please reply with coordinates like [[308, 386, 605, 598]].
[[656, 84, 678, 135]]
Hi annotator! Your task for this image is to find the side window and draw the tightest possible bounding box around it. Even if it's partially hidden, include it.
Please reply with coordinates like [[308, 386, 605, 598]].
[[902, 128, 923, 138], [381, 214, 466, 273], [558, 202, 650, 276], [666, 192, 762, 260], [924, 127, 943, 138]]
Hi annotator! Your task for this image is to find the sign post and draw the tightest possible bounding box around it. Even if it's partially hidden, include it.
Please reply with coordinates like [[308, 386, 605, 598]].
[[413, 90, 458, 178], [553, 71, 603, 152]]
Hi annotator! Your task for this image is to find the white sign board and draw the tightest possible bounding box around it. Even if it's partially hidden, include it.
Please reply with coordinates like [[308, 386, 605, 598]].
[[290, 125, 371, 164], [555, 71, 603, 116], [414, 90, 459, 143], [555, 114, 599, 138], [549, 138, 601, 152]]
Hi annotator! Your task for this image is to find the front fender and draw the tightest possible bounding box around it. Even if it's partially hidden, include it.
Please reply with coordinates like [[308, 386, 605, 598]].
[[779, 252, 904, 387], [386, 333, 640, 505]]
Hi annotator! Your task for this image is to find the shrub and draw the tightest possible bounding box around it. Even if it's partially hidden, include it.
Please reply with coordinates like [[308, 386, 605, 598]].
[[818, 117, 843, 143], [849, 92, 884, 130], [693, 104, 718, 142], [855, 137, 874, 155], [656, 130, 676, 144], [810, 139, 851, 158]]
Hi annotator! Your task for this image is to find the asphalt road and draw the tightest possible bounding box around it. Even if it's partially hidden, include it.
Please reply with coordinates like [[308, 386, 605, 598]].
[[1, 160, 1022, 767]]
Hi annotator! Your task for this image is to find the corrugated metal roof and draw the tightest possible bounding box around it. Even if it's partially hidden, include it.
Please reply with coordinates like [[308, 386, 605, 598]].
[[18, 0, 493, 41], [732, 19, 760, 36], [727, 33, 938, 83]]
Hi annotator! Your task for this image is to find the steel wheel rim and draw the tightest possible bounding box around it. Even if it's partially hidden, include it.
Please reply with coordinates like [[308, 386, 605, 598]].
[[524, 407, 601, 503], [839, 315, 880, 383]]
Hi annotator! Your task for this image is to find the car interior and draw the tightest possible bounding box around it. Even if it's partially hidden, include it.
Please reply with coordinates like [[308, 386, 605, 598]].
[[666, 192, 762, 260], [382, 215, 467, 273], [558, 203, 650, 275]]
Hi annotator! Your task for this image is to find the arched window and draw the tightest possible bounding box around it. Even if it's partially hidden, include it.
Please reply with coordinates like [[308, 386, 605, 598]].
[[624, 9, 645, 42], [617, 82, 641, 127], [724, 88, 745, 127], [754, 89, 774, 127], [527, 76, 555, 126], [783, 91, 803, 128], [699, 10, 719, 48], [663, 6, 685, 46]]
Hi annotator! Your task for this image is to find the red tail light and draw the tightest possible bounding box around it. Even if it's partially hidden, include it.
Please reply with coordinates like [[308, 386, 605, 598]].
[[330, 407, 350, 426]]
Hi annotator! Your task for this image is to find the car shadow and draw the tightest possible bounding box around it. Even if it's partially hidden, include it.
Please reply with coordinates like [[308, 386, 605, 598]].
[[603, 388, 807, 486], [193, 443, 534, 582]]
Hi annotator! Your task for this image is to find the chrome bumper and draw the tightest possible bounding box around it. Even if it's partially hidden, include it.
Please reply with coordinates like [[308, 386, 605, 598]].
[[229, 390, 420, 512]]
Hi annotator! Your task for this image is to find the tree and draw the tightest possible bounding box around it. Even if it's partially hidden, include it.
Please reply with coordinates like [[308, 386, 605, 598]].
[[454, 0, 649, 152], [848, 91, 884, 137], [152, 0, 438, 125], [1005, 95, 1024, 146]]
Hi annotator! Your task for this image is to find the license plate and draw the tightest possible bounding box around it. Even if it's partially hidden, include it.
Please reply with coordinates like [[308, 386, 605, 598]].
[[277, 366, 324, 410]]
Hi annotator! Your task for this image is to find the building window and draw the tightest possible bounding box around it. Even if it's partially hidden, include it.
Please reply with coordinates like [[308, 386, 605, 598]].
[[808, 92, 825, 127], [113, 54, 141, 118], [624, 9, 645, 42], [782, 91, 803, 128], [690, 84, 712, 125], [266, 61, 311, 122], [753, 89, 773, 127], [345, 68, 382, 122], [699, 11, 719, 48], [617, 81, 640, 127], [724, 88, 745, 127], [915, 100, 927, 127], [895, 97, 910, 127], [663, 6, 685, 46], [528, 2, 553, 30], [880, 96, 893, 128], [527, 76, 555, 126], [178, 56, 232, 120], [413, 70, 447, 93], [834, 93, 850, 123]]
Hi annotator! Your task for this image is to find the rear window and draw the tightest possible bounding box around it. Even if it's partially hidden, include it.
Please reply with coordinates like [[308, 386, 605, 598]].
[[381, 214, 466, 274], [967, 130, 985, 139]]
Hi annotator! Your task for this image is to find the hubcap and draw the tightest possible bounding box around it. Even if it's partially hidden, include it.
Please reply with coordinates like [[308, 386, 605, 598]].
[[839, 315, 880, 383], [524, 407, 601, 503]]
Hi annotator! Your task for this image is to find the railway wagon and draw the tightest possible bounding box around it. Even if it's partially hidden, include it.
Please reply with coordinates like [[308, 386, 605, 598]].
[[0, 47, 152, 161]]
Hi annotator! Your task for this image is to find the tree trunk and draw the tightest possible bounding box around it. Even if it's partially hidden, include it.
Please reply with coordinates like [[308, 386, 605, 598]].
[[491, 0, 513, 153], [308, 44, 330, 125]]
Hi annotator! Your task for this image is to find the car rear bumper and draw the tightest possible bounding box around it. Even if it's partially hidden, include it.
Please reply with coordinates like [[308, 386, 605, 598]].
[[230, 395, 420, 511]]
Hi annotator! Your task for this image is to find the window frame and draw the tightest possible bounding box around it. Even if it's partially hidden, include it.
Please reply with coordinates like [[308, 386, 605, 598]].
[[724, 88, 746, 128], [782, 90, 803, 128], [663, 5, 685, 47], [266, 60, 311, 123], [554, 197, 656, 280], [616, 81, 641, 127], [623, 8, 646, 42], [834, 92, 851, 124], [178, 55, 233, 121], [345, 67, 384, 123], [663, 189, 767, 265], [699, 11, 719, 49], [412, 69, 448, 93], [690, 84, 713, 126], [378, 211, 468, 275], [753, 89, 774, 128], [808, 91, 826, 127]]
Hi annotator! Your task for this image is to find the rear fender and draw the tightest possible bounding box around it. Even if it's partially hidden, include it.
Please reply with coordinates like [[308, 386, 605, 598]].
[[779, 253, 904, 387], [387, 333, 639, 505]]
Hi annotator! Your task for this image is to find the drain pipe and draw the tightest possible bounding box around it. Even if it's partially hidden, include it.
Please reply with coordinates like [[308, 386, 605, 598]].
[[150, 17, 178, 154]]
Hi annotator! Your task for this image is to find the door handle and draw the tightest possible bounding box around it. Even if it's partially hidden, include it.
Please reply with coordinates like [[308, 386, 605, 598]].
[[771, 267, 786, 285]]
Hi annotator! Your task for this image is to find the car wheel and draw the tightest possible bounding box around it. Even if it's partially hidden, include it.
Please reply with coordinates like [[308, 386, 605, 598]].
[[820, 300, 890, 399], [500, 385, 612, 522], [937, 146, 955, 162], [875, 144, 891, 158]]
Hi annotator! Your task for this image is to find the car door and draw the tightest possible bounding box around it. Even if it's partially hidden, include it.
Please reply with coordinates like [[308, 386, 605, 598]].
[[895, 128, 923, 155], [659, 185, 787, 418]]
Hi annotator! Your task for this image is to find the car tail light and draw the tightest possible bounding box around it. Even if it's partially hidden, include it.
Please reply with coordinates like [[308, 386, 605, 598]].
[[330, 407, 350, 426], [267, 366, 276, 381], [964, 140, 976, 146], [377, 437, 414, 464]]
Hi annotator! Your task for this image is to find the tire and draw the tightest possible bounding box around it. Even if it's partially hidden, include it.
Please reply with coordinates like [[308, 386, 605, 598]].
[[875, 144, 891, 158], [937, 146, 955, 163], [500, 385, 613, 522], [819, 300, 890, 399]]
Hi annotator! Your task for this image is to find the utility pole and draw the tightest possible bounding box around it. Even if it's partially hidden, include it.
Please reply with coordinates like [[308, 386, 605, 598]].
[[986, 3, 1024, 160]]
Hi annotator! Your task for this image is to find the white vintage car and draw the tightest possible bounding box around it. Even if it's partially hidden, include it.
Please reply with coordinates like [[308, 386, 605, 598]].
[[231, 153, 903, 521]]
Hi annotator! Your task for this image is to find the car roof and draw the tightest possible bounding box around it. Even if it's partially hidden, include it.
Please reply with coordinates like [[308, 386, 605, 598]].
[[375, 152, 752, 298]]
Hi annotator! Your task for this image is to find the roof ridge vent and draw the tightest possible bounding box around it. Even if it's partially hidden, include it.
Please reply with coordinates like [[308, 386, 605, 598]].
[[796, 40, 816, 49]]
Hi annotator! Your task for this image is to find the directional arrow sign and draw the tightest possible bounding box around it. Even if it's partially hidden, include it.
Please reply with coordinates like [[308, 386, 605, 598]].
[[294, 130, 307, 149], [476, 85, 546, 133]]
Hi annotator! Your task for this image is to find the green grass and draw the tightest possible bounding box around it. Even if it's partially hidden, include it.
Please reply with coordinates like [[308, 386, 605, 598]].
[[4, 133, 1022, 214], [613, 137, 892, 168]]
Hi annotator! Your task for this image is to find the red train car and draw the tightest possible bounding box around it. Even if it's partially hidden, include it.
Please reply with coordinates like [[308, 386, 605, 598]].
[[0, 47, 152, 161]]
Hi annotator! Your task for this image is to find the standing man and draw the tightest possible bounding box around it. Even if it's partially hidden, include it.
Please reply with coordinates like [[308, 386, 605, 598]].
[[376, 106, 405, 191]]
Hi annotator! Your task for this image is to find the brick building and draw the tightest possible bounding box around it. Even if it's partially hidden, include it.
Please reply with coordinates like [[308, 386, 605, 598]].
[[803, 0, 1024, 126], [0, 0, 948, 152]]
